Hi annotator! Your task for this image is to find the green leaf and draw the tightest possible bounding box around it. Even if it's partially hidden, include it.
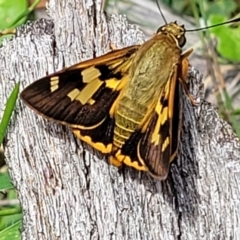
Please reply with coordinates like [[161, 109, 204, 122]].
[[204, 1, 236, 18], [0, 82, 20, 145], [0, 0, 28, 29], [0, 0, 40, 41], [8, 0, 41, 28], [0, 173, 13, 190], [0, 220, 22, 240], [209, 15, 240, 62]]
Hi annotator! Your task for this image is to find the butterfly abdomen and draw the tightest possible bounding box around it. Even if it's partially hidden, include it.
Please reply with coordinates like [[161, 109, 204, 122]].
[[113, 96, 147, 148]]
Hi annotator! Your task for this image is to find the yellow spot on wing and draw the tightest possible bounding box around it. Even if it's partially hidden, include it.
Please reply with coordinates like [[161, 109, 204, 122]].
[[67, 89, 80, 101], [77, 79, 103, 104], [81, 67, 101, 83], [162, 136, 170, 152], [151, 101, 164, 145], [151, 84, 170, 145], [50, 76, 59, 92], [151, 105, 168, 145], [160, 107, 168, 126], [88, 98, 95, 105], [67, 79, 103, 105], [105, 79, 121, 90], [155, 101, 161, 113], [105, 75, 129, 91]]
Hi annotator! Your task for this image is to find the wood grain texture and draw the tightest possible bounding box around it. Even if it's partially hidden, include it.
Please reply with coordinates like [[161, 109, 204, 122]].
[[0, 0, 240, 239]]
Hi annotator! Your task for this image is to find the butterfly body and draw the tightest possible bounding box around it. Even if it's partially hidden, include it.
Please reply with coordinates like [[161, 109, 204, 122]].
[[21, 22, 192, 180]]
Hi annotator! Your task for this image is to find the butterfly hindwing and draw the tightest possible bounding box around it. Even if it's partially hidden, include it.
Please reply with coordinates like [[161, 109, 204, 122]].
[[72, 116, 115, 153]]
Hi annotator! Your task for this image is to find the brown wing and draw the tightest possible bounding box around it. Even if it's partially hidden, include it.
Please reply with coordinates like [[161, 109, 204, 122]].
[[111, 52, 190, 179], [137, 76, 183, 180]]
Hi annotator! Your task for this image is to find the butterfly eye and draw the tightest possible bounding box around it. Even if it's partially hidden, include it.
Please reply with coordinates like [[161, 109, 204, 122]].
[[178, 35, 186, 47], [157, 26, 164, 33]]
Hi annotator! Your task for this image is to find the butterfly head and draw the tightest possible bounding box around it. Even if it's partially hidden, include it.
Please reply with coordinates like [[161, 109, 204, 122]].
[[157, 21, 186, 47]]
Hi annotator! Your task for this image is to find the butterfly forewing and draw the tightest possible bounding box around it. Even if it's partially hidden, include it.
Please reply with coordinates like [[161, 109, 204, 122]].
[[21, 45, 139, 129]]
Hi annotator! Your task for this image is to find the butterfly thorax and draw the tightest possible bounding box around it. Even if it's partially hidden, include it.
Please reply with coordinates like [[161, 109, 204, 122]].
[[113, 32, 182, 148]]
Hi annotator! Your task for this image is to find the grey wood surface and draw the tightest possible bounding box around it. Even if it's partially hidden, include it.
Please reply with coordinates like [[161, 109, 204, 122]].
[[0, 0, 240, 239]]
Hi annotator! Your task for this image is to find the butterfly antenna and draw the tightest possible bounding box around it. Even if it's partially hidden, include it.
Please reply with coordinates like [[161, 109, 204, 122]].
[[186, 17, 240, 32], [156, 0, 167, 24]]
